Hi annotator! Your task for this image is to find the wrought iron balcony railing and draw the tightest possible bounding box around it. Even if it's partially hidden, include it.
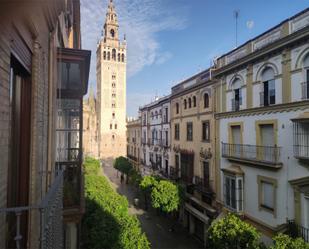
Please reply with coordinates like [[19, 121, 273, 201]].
[[194, 176, 214, 196], [301, 82, 309, 100], [222, 142, 282, 166], [294, 145, 309, 159], [287, 220, 309, 243], [0, 170, 64, 249]]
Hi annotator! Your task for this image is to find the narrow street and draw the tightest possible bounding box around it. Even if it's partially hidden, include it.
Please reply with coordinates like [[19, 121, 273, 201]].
[[102, 162, 204, 249]]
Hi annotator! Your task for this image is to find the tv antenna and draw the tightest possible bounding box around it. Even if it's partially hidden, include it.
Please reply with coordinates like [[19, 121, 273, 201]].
[[234, 10, 240, 48]]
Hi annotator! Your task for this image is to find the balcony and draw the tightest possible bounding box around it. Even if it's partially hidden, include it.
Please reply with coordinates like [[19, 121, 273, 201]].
[[222, 142, 282, 168], [292, 115, 309, 160], [194, 176, 215, 197], [0, 171, 64, 249], [301, 82, 309, 100], [287, 220, 309, 243], [169, 167, 180, 181]]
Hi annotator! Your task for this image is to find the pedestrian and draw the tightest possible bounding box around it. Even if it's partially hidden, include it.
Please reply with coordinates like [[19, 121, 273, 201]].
[[120, 173, 124, 183]]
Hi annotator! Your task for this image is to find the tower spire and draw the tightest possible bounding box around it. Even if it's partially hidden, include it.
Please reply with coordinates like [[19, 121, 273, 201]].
[[104, 0, 119, 41]]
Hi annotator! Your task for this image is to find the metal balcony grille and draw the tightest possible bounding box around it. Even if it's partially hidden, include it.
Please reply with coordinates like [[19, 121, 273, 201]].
[[222, 142, 281, 165], [0, 170, 64, 249], [287, 220, 309, 243]]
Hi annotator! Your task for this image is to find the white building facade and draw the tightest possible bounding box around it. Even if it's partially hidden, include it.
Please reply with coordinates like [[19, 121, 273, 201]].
[[140, 96, 171, 176], [214, 9, 309, 242]]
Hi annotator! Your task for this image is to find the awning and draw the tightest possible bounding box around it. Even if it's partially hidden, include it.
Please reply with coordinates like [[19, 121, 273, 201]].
[[221, 165, 244, 176], [291, 112, 309, 123]]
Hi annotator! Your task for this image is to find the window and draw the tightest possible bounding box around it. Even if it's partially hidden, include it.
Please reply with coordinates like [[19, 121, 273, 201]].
[[193, 96, 196, 107], [115, 124, 117, 129], [175, 123, 180, 140], [112, 135, 115, 140], [302, 54, 309, 99], [155, 111, 158, 119], [110, 124, 112, 129], [103, 51, 106, 60], [112, 83, 116, 88], [188, 98, 192, 108], [260, 67, 276, 106], [184, 99, 187, 109], [112, 49, 116, 60], [204, 93, 209, 108], [176, 103, 179, 114], [112, 75, 116, 80], [224, 175, 243, 212], [112, 103, 116, 108], [112, 113, 115, 118], [202, 121, 210, 142], [175, 154, 180, 172], [110, 29, 115, 38], [187, 122, 193, 141], [122, 54, 125, 62], [112, 93, 116, 98], [107, 51, 110, 60], [203, 161, 210, 188], [258, 176, 277, 214], [118, 53, 120, 62], [151, 112, 154, 119], [231, 78, 242, 111], [165, 107, 168, 123]]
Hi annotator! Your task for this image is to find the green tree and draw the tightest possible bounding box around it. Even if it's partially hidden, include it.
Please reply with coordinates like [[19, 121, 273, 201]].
[[150, 180, 181, 213], [271, 233, 309, 249], [139, 175, 157, 210], [82, 157, 150, 249], [207, 213, 261, 249], [114, 156, 132, 183]]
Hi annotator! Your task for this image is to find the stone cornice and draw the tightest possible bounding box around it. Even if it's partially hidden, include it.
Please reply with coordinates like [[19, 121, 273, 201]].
[[215, 100, 309, 119], [214, 28, 309, 77]]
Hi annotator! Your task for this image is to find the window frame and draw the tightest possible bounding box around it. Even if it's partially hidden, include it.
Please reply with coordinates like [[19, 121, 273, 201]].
[[202, 120, 210, 142], [257, 175, 277, 216], [223, 174, 244, 212], [174, 123, 180, 140], [187, 122, 193, 141]]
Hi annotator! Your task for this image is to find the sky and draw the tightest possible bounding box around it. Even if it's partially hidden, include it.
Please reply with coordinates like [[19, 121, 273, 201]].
[[80, 0, 309, 117]]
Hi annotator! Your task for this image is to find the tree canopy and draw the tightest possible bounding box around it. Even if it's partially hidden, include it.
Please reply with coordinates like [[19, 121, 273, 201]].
[[114, 156, 132, 175]]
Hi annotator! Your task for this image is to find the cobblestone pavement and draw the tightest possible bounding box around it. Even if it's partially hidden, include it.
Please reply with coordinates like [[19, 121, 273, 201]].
[[102, 162, 204, 249]]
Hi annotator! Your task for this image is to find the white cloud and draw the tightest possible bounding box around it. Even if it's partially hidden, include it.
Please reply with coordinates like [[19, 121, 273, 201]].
[[80, 0, 188, 85]]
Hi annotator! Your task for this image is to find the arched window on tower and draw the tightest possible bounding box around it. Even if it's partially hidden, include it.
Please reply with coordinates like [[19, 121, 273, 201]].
[[193, 96, 196, 107], [188, 98, 192, 108], [103, 51, 106, 60], [122, 54, 125, 62], [112, 49, 116, 61], [110, 29, 115, 38], [107, 51, 110, 60], [118, 53, 120, 62]]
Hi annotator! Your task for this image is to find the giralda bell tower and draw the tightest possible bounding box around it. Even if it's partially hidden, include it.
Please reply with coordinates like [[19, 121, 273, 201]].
[[97, 0, 127, 160]]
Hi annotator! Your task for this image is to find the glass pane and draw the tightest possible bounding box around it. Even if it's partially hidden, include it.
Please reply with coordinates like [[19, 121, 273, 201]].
[[225, 177, 231, 206], [58, 62, 81, 90], [231, 178, 236, 209], [262, 182, 274, 209], [238, 179, 243, 211]]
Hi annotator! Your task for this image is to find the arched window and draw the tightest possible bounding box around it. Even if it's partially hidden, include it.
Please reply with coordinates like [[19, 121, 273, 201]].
[[107, 51, 110, 60], [103, 51, 106, 60], [122, 54, 125, 62], [261, 67, 275, 106], [204, 93, 209, 108], [110, 29, 115, 38], [112, 49, 116, 60], [176, 103, 179, 114], [188, 98, 192, 108], [303, 54, 309, 99], [231, 78, 242, 111], [184, 99, 187, 109], [118, 53, 120, 62], [193, 96, 196, 107]]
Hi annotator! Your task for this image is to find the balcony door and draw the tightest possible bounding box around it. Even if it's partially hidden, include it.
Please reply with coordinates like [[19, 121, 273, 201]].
[[231, 126, 241, 157], [180, 153, 194, 183], [8, 58, 31, 248], [260, 124, 275, 162]]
